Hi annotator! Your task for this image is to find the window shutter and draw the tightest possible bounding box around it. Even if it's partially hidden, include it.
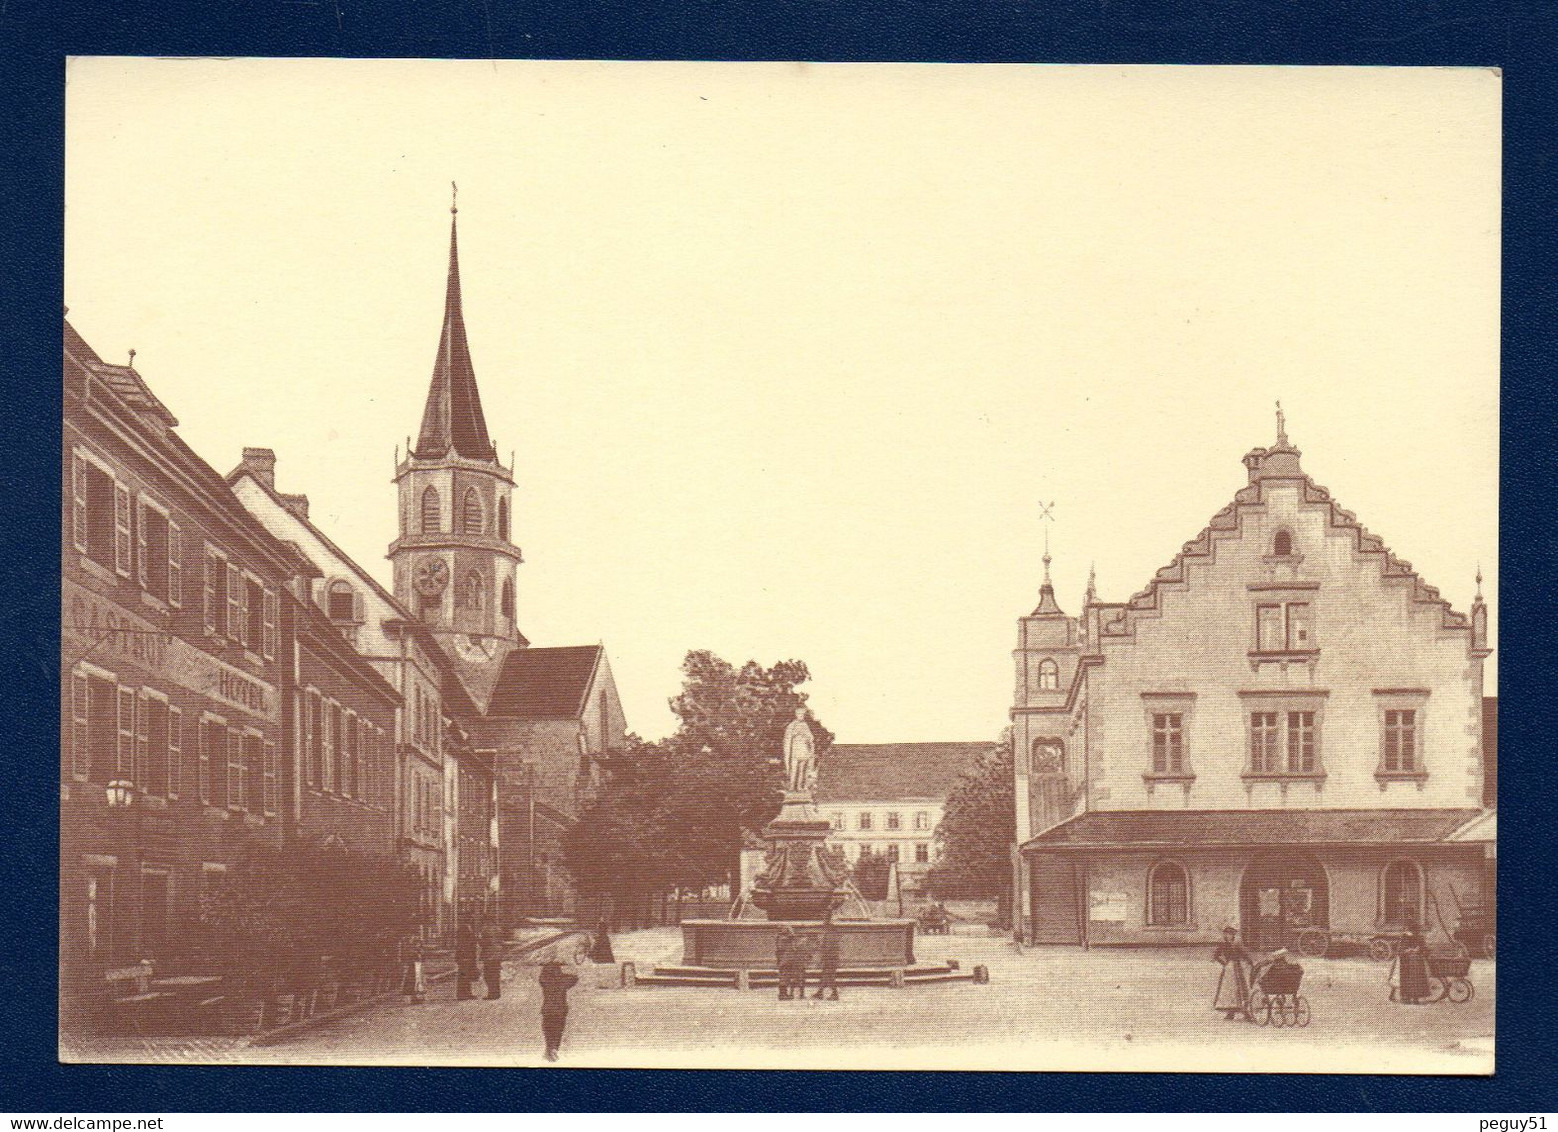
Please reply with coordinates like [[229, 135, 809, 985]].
[[116, 687, 136, 778], [355, 718, 366, 803], [71, 454, 88, 552], [227, 727, 242, 809], [136, 499, 148, 589], [262, 589, 277, 660], [263, 740, 278, 816], [226, 563, 242, 641], [113, 482, 133, 577], [167, 522, 182, 608], [203, 551, 217, 634], [322, 705, 335, 792], [70, 672, 90, 778], [134, 690, 150, 789], [167, 706, 182, 798], [197, 722, 211, 804]]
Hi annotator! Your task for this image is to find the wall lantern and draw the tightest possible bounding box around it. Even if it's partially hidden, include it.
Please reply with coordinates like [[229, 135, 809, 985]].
[[105, 779, 136, 809]]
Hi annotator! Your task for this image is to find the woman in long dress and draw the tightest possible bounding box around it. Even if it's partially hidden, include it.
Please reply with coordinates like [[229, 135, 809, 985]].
[[1211, 926, 1254, 1020], [1393, 920, 1432, 1005]]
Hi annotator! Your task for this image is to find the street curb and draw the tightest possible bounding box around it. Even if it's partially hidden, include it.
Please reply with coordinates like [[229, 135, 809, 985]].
[[248, 930, 583, 1048]]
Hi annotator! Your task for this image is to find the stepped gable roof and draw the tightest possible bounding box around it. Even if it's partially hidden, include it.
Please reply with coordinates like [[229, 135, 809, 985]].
[[1023, 808, 1484, 851], [815, 742, 992, 804], [413, 206, 497, 462], [486, 645, 603, 719], [1100, 424, 1470, 639]]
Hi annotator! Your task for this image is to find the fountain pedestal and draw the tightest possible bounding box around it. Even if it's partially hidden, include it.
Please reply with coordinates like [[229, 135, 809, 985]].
[[677, 791, 917, 970]]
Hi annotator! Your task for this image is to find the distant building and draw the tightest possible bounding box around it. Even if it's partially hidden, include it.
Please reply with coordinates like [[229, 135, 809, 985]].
[[816, 742, 989, 896], [1011, 416, 1493, 950]]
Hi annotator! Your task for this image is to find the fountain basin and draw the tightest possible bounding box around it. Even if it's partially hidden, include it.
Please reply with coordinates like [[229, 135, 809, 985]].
[[680, 918, 917, 970]]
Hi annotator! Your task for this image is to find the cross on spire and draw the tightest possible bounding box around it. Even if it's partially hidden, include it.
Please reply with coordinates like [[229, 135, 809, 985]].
[[1038, 501, 1056, 584]]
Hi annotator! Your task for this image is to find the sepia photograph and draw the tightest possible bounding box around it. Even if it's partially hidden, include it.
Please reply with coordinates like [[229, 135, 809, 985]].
[[60, 58, 1497, 1073]]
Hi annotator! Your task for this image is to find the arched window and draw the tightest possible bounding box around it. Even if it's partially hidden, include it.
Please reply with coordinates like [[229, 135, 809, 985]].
[[1037, 658, 1059, 690], [1148, 861, 1190, 926], [326, 579, 355, 622], [1030, 739, 1065, 776], [1273, 529, 1294, 557], [500, 576, 515, 619], [462, 487, 484, 536], [1381, 859, 1423, 928], [497, 497, 510, 542], [420, 486, 441, 534], [462, 570, 484, 611]]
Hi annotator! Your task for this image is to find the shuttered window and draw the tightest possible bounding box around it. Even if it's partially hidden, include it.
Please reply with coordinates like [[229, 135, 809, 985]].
[[262, 740, 278, 816], [113, 482, 133, 577]]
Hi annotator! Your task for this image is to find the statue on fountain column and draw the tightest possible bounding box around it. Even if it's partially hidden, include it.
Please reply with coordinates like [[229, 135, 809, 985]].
[[782, 706, 817, 795]]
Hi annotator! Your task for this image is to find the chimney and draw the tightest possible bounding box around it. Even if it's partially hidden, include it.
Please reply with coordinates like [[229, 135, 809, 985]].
[[242, 447, 277, 490], [280, 493, 311, 521]]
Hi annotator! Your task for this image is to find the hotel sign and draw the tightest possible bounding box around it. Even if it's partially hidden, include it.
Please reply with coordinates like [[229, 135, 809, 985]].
[[63, 578, 277, 722]]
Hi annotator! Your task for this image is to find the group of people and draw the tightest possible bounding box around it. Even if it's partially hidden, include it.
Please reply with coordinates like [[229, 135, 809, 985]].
[[1211, 919, 1438, 1020], [775, 915, 842, 1001], [398, 918, 616, 1062]]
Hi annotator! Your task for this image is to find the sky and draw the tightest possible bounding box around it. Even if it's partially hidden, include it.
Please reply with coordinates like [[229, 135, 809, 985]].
[[64, 60, 1499, 742]]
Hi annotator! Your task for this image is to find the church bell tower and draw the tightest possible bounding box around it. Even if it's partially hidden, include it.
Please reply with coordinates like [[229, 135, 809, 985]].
[[389, 189, 526, 672]]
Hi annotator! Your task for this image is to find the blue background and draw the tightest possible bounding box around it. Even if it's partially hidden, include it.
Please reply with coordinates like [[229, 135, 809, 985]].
[[3, 0, 1555, 1111]]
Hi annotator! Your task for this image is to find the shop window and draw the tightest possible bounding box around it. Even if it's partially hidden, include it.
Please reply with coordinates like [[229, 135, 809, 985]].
[[421, 486, 441, 534], [462, 487, 484, 535], [1381, 860, 1423, 928], [140, 867, 171, 958], [1148, 861, 1190, 926]]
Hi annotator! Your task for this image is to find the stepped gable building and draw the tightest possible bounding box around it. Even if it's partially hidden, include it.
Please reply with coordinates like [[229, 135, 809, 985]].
[[1012, 414, 1493, 951], [816, 742, 987, 895], [62, 318, 308, 1026]]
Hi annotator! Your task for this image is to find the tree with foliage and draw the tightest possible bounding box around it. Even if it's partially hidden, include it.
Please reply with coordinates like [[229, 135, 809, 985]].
[[562, 649, 833, 916], [927, 730, 1015, 921]]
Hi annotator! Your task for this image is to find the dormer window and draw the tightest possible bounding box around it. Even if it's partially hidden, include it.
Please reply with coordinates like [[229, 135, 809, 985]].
[[1272, 529, 1294, 557], [327, 579, 355, 622], [1036, 658, 1059, 690]]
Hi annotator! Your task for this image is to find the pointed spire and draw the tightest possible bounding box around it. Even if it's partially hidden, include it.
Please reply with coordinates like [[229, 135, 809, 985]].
[[413, 189, 497, 462], [1032, 502, 1063, 616]]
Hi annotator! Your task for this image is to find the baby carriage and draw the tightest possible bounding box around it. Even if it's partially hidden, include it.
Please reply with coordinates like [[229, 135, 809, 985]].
[[1248, 953, 1311, 1027]]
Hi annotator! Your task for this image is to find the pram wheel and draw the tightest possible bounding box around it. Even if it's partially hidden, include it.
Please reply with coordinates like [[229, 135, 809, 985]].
[[1426, 976, 1448, 1003], [1297, 929, 1329, 958], [1247, 989, 1270, 1026], [1294, 996, 1311, 1027], [1368, 937, 1396, 962], [1447, 978, 1474, 1004]]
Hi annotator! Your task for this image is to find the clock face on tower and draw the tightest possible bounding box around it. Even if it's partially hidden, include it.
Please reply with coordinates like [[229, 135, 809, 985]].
[[453, 634, 497, 663], [414, 556, 449, 597]]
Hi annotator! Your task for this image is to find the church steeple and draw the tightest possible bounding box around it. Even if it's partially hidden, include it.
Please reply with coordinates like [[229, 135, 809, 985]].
[[414, 184, 497, 463], [391, 188, 525, 675]]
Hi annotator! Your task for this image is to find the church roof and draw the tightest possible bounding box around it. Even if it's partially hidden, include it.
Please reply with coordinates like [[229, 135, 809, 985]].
[[815, 742, 991, 804], [413, 208, 497, 462], [485, 645, 604, 719]]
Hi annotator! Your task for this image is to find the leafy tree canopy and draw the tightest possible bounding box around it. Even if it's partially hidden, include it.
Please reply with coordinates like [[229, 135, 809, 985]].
[[927, 729, 1014, 902]]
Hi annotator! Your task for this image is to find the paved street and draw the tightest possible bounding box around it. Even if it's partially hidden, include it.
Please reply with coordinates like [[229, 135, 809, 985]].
[[109, 927, 1491, 1073]]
